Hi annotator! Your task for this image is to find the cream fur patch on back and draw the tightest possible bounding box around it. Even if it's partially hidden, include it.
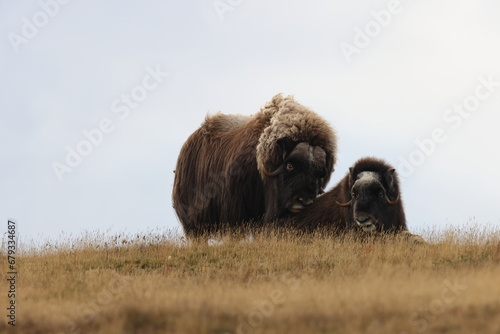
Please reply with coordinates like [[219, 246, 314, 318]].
[[203, 113, 251, 135]]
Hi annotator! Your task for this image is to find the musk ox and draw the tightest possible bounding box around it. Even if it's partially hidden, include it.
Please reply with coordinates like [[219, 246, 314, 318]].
[[281, 157, 408, 234], [172, 94, 337, 239]]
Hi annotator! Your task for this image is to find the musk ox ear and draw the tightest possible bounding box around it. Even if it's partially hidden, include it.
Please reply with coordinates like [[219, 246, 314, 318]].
[[384, 168, 397, 193], [276, 137, 297, 160]]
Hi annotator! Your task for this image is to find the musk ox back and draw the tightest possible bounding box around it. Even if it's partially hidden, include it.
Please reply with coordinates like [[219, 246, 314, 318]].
[[172, 94, 337, 239], [282, 157, 408, 234]]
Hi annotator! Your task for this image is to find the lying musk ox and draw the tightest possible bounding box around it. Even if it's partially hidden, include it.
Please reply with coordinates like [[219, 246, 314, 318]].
[[281, 157, 408, 234], [172, 94, 337, 239]]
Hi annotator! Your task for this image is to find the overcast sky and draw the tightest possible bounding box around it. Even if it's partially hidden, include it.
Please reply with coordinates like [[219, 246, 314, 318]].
[[1, 0, 499, 243]]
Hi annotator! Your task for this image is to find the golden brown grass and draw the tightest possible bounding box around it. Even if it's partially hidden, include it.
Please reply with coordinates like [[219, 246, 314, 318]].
[[3, 227, 500, 334]]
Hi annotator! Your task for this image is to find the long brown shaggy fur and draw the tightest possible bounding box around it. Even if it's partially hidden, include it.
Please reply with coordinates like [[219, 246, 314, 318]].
[[172, 94, 337, 239], [280, 157, 408, 234]]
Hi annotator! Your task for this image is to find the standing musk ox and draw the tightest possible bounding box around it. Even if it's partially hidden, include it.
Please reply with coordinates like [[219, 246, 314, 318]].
[[172, 94, 337, 239], [281, 157, 408, 234]]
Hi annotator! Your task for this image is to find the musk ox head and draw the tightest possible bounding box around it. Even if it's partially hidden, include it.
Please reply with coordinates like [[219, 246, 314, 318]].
[[261, 139, 328, 214], [256, 94, 337, 221], [337, 158, 405, 233]]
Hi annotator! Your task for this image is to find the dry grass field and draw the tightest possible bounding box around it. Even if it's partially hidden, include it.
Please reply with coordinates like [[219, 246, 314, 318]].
[[3, 226, 500, 334]]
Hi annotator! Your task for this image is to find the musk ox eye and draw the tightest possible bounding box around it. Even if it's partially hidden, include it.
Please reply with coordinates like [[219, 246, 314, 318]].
[[378, 191, 384, 198], [286, 163, 294, 172]]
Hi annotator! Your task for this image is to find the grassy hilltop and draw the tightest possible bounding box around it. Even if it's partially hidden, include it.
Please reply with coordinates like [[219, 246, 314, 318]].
[[3, 227, 500, 334]]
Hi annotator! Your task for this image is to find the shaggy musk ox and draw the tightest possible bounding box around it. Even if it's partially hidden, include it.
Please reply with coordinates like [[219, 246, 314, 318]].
[[282, 157, 408, 234], [172, 94, 337, 239]]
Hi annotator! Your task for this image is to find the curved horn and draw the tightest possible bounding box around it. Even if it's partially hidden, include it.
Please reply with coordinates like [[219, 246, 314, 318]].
[[261, 164, 284, 178], [335, 199, 352, 207], [385, 193, 400, 205]]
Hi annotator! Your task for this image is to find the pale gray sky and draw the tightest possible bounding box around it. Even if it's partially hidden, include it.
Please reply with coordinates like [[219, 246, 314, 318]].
[[1, 0, 499, 242]]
